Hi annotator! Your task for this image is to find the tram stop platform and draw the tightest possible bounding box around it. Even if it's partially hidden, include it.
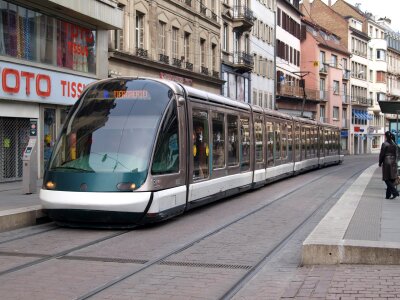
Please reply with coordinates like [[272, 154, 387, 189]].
[[0, 179, 45, 232], [302, 164, 400, 265]]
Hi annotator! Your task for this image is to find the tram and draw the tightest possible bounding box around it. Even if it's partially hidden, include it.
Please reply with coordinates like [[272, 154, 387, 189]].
[[40, 77, 343, 227]]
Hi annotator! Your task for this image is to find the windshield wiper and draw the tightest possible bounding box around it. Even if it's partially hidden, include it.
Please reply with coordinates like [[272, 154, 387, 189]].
[[51, 166, 94, 173]]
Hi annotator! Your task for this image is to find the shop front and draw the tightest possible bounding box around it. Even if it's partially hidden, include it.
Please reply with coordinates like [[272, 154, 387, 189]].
[[0, 61, 96, 182], [0, 0, 103, 182]]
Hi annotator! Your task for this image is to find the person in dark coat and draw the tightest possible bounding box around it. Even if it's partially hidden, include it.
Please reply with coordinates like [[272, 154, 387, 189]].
[[379, 131, 399, 199]]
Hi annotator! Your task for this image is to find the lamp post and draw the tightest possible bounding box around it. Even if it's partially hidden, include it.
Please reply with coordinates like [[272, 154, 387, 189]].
[[292, 71, 310, 118]]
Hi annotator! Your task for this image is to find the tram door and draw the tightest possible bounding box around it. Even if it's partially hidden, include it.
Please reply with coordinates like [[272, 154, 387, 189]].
[[188, 103, 211, 204]]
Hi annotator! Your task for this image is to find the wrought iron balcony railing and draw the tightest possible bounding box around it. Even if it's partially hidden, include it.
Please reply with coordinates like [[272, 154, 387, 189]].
[[185, 62, 193, 71], [201, 66, 209, 75], [159, 53, 169, 64], [172, 58, 182, 68], [351, 96, 373, 106], [136, 47, 148, 58]]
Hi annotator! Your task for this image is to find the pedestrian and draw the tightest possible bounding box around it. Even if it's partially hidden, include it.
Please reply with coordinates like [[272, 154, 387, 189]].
[[379, 131, 399, 199]]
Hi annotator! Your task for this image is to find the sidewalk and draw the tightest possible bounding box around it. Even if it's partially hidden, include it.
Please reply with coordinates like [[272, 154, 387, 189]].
[[302, 164, 400, 265], [0, 179, 44, 232]]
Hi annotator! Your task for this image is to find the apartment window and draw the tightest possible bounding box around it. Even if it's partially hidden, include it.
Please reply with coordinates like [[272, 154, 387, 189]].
[[320, 106, 326, 122], [377, 71, 386, 83], [377, 49, 386, 61], [159, 21, 166, 55], [331, 54, 338, 68], [320, 78, 326, 99], [342, 58, 348, 70], [277, 8, 281, 26], [212, 43, 217, 71], [172, 27, 179, 59], [244, 34, 250, 54], [320, 51, 326, 67], [333, 80, 339, 94], [333, 106, 339, 120], [200, 38, 206, 67], [184, 32, 190, 62], [135, 12, 145, 49], [223, 23, 228, 51]]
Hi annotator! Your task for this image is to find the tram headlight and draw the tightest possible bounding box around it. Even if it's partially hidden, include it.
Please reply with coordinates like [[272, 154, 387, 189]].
[[45, 181, 56, 190], [116, 182, 136, 191]]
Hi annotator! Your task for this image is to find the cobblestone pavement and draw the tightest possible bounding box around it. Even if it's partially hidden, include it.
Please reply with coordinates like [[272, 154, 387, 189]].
[[281, 264, 400, 300]]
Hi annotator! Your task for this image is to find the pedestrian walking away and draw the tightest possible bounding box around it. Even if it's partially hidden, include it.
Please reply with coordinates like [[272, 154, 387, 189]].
[[379, 131, 399, 199]]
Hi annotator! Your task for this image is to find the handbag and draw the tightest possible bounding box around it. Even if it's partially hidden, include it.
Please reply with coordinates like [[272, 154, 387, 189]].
[[395, 176, 400, 186]]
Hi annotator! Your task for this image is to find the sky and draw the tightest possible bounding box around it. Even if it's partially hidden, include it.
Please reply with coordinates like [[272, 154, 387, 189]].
[[321, 0, 400, 32]]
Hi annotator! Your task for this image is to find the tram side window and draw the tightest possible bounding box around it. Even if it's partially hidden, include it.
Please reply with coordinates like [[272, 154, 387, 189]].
[[281, 122, 288, 162], [287, 123, 293, 161], [193, 110, 209, 180], [301, 127, 306, 159], [212, 112, 225, 169], [275, 123, 281, 165], [266, 121, 274, 167], [295, 124, 300, 161], [240, 116, 250, 171], [227, 115, 239, 166], [151, 102, 179, 174], [307, 128, 311, 158], [310, 128, 316, 158], [324, 129, 330, 155], [255, 119, 263, 163]]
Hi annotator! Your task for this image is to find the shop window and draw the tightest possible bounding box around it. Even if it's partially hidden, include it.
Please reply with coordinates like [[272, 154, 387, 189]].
[[0, 0, 96, 73]]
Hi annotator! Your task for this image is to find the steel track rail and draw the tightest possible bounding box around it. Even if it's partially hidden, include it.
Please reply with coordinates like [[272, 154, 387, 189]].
[[0, 224, 59, 245], [219, 166, 369, 299], [0, 230, 130, 277], [77, 161, 372, 300]]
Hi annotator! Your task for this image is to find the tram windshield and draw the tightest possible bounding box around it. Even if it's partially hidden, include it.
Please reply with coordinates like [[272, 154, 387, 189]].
[[48, 79, 173, 177]]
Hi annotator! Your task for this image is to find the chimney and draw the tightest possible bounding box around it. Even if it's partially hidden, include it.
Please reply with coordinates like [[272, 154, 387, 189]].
[[328, 0, 332, 6]]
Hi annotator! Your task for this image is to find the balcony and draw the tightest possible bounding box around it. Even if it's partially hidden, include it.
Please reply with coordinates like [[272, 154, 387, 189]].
[[159, 53, 169, 64], [342, 94, 350, 104], [277, 83, 303, 98], [136, 47, 148, 58], [342, 69, 351, 80], [172, 58, 182, 68], [201, 66, 209, 76], [351, 96, 372, 106], [232, 51, 253, 72], [319, 64, 328, 74], [304, 89, 328, 101], [232, 6, 254, 31]]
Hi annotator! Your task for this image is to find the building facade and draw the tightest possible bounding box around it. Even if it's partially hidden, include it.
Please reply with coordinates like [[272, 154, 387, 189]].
[[275, 0, 305, 117], [300, 17, 351, 152], [109, 0, 223, 94], [250, 0, 275, 108], [0, 0, 122, 182], [220, 0, 253, 102]]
